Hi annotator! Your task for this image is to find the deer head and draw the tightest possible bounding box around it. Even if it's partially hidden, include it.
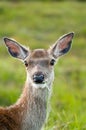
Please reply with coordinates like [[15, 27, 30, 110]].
[[4, 32, 74, 91]]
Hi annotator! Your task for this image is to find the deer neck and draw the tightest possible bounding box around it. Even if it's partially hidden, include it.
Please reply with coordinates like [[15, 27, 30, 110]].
[[15, 79, 51, 130]]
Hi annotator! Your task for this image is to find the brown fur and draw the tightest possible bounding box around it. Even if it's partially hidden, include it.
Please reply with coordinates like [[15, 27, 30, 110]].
[[0, 84, 29, 130], [0, 107, 20, 130], [30, 49, 49, 59]]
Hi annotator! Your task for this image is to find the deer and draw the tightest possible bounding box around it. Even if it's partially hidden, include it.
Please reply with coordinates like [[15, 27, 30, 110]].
[[0, 32, 74, 130]]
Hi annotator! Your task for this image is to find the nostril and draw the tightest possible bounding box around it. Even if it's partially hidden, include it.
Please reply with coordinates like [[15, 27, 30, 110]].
[[33, 73, 44, 84]]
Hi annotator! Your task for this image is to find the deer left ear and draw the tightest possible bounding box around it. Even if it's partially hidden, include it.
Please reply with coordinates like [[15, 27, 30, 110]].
[[4, 37, 29, 60], [49, 32, 74, 59]]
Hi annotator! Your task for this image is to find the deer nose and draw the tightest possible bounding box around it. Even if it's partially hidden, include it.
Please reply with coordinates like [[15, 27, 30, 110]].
[[33, 72, 44, 84]]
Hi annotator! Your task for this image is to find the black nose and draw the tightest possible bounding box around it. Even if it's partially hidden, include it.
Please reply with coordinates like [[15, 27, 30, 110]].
[[33, 72, 44, 84]]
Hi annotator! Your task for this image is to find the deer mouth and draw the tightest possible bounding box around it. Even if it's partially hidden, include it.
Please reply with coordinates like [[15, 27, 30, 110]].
[[33, 82, 47, 89]]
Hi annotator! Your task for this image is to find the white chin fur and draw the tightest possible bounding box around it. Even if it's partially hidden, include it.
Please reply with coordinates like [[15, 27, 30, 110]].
[[27, 76, 48, 89], [32, 82, 47, 89]]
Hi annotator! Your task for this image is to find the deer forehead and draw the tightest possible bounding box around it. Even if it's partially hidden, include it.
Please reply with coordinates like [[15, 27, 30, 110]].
[[30, 49, 49, 58], [26, 49, 52, 61]]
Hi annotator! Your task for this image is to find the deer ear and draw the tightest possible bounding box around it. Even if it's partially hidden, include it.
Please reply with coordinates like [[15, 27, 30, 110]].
[[49, 32, 74, 59], [4, 38, 29, 60]]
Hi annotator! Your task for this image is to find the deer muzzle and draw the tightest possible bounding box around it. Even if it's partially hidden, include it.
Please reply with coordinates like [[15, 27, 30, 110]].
[[33, 72, 45, 84]]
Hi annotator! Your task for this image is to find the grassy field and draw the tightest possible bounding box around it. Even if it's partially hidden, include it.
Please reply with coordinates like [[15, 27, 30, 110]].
[[0, 1, 86, 130]]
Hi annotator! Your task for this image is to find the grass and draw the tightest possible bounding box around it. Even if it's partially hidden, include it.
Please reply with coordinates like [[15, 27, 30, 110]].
[[0, 1, 86, 130]]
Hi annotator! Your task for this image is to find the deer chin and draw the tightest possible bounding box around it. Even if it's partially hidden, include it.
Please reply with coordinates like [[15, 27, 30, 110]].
[[33, 81, 52, 92], [32, 80, 48, 89], [33, 83, 46, 89]]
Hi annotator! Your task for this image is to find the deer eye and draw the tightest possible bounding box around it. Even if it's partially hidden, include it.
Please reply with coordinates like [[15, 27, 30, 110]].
[[24, 61, 28, 67], [50, 59, 55, 66]]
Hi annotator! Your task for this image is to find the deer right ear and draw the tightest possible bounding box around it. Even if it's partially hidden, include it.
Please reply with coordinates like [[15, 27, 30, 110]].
[[4, 37, 29, 60]]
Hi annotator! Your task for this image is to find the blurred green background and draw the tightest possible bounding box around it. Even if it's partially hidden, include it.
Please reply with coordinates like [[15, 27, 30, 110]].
[[0, 1, 86, 130]]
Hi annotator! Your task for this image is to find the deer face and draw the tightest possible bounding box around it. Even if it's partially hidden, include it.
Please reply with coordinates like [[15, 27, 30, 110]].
[[24, 49, 55, 89], [4, 32, 74, 90]]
